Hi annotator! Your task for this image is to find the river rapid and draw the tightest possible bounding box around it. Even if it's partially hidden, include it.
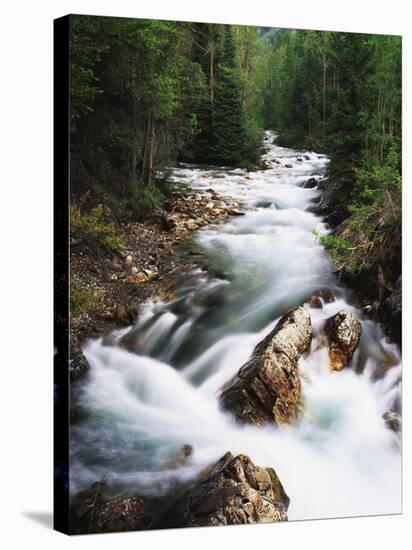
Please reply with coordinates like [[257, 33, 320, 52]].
[[70, 131, 401, 521]]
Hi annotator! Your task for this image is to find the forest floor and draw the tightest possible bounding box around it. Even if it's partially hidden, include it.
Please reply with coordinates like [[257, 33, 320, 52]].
[[69, 183, 245, 379]]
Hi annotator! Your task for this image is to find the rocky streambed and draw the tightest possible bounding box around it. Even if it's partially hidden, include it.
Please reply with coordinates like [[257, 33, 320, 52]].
[[69, 132, 401, 533]]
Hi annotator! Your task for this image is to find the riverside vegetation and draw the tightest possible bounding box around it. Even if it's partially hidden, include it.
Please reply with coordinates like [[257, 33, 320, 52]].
[[67, 16, 402, 533], [70, 18, 401, 341]]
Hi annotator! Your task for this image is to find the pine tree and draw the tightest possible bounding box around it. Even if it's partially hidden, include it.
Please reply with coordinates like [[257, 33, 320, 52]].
[[326, 32, 372, 172], [209, 27, 246, 165]]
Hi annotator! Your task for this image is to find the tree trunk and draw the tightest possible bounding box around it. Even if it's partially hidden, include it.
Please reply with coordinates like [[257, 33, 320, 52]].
[[322, 51, 326, 124], [148, 113, 155, 187], [210, 46, 215, 104]]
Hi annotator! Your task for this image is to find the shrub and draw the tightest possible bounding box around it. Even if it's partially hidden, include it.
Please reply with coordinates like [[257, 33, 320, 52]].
[[70, 280, 95, 316], [70, 201, 125, 250]]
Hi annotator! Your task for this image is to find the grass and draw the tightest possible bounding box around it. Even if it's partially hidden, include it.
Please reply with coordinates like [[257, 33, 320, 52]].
[[70, 280, 95, 316]]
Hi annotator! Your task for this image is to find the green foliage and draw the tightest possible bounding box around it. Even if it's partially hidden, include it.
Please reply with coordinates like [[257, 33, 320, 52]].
[[354, 146, 401, 205], [69, 16, 108, 125], [319, 233, 362, 274], [259, 28, 401, 282], [70, 201, 125, 250], [69, 14, 401, 283], [70, 281, 95, 316]]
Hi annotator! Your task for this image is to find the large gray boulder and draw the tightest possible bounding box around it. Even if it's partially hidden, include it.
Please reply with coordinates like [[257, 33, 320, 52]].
[[170, 452, 289, 527], [324, 310, 362, 371], [220, 307, 312, 426]]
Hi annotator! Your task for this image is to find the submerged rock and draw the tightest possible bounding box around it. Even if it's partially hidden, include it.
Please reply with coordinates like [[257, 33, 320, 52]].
[[324, 310, 362, 371], [169, 444, 193, 469], [170, 452, 289, 527], [220, 307, 312, 426], [91, 497, 152, 533]]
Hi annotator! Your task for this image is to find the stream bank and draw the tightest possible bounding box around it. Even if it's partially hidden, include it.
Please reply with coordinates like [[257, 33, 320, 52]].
[[69, 183, 245, 379], [69, 132, 401, 533], [316, 175, 401, 345]]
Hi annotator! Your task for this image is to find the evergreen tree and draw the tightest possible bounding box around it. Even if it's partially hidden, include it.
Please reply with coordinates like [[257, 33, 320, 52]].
[[209, 27, 246, 165], [326, 32, 372, 173]]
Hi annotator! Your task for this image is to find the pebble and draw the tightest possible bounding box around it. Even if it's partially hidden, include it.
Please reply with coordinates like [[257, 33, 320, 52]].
[[124, 255, 133, 268]]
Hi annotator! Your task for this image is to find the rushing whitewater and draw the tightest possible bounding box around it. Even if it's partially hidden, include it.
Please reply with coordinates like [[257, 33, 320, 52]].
[[70, 132, 401, 521]]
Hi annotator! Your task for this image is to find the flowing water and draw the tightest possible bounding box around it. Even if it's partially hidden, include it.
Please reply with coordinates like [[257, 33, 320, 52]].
[[70, 132, 402, 521]]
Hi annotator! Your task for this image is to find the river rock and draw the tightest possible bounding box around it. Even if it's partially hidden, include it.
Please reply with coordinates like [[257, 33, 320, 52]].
[[259, 159, 271, 170], [170, 452, 289, 527], [169, 444, 193, 469], [185, 219, 199, 231], [284, 163, 293, 168], [324, 310, 362, 371], [111, 257, 123, 272], [380, 275, 401, 345], [228, 208, 245, 216], [69, 350, 90, 380], [124, 255, 133, 268], [307, 288, 335, 309], [115, 303, 135, 326], [383, 409, 401, 433], [303, 177, 318, 188], [220, 307, 312, 426], [91, 497, 152, 533], [161, 213, 178, 230]]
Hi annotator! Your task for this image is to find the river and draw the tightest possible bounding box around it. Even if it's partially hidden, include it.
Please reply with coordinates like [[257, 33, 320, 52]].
[[70, 131, 401, 521]]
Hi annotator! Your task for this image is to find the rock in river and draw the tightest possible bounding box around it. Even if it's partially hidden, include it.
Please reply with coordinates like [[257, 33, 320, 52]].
[[220, 307, 312, 426], [383, 409, 401, 433], [170, 452, 289, 527], [91, 497, 152, 533], [307, 288, 335, 309], [325, 310, 362, 371]]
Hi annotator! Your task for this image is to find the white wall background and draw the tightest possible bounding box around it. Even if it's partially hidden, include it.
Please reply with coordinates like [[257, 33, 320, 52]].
[[0, 0, 410, 548]]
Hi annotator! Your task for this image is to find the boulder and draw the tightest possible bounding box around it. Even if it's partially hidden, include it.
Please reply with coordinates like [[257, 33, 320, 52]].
[[170, 452, 289, 527], [115, 303, 135, 326], [284, 163, 293, 168], [259, 159, 271, 170], [324, 310, 362, 371], [303, 177, 318, 188], [91, 497, 152, 533], [383, 409, 401, 433], [220, 307, 312, 426], [69, 350, 90, 381], [307, 288, 335, 309]]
